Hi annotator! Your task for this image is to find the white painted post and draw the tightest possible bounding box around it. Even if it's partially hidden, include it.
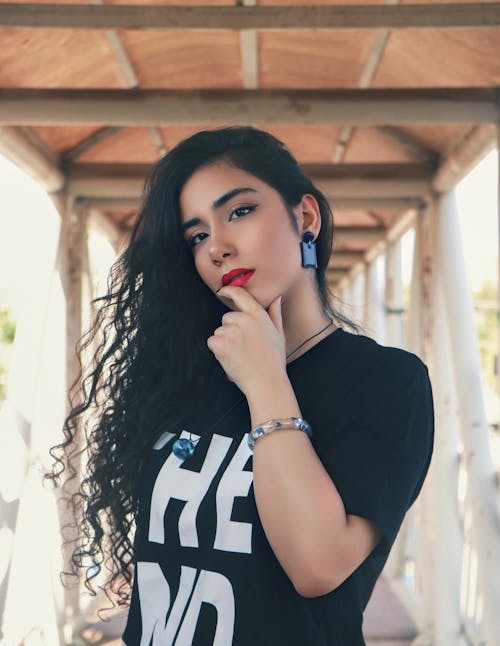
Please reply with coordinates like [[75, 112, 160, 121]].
[[385, 238, 404, 348], [497, 127, 500, 420], [55, 195, 89, 644], [407, 214, 424, 358], [382, 237, 407, 582], [0, 191, 66, 645], [409, 205, 435, 641], [343, 281, 355, 323], [398, 203, 437, 644], [430, 249, 465, 645], [435, 190, 500, 645], [385, 216, 427, 631], [350, 271, 365, 328], [364, 259, 385, 340]]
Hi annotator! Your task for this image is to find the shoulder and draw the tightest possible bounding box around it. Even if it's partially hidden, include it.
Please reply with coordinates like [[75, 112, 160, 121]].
[[331, 329, 433, 439], [347, 333, 433, 448], [331, 327, 429, 383]]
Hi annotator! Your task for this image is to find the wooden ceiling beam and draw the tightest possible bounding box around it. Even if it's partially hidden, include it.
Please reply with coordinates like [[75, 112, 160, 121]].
[[80, 197, 141, 211], [332, 2, 397, 163], [67, 176, 430, 200], [375, 126, 436, 161], [63, 126, 123, 162], [66, 161, 433, 179], [432, 123, 497, 193], [1, 4, 499, 30], [326, 269, 350, 282], [328, 251, 366, 268], [1, 88, 498, 127], [148, 126, 167, 157], [319, 179, 430, 199], [65, 162, 432, 199], [0, 126, 64, 191], [240, 0, 259, 89], [79, 196, 424, 212], [328, 197, 424, 210], [333, 227, 387, 246]]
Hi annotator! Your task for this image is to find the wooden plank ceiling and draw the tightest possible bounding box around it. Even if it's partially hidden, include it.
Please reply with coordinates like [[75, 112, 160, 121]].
[[0, 0, 499, 284]]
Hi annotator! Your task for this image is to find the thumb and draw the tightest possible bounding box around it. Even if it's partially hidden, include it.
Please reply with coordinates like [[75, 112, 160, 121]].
[[267, 294, 284, 332]]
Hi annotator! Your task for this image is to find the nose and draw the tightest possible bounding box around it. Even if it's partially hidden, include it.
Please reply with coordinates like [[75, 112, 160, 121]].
[[208, 230, 236, 264]]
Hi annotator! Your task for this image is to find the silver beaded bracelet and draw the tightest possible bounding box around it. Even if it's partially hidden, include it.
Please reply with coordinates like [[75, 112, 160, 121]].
[[247, 416, 313, 451]]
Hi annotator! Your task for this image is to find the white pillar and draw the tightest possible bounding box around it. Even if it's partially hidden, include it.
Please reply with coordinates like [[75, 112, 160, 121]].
[[350, 271, 365, 328], [364, 258, 385, 340], [408, 204, 434, 364], [385, 238, 404, 348], [431, 249, 465, 645], [497, 127, 500, 410], [342, 281, 355, 323], [407, 213, 424, 357], [435, 190, 500, 645], [404, 207, 435, 641], [55, 195, 89, 642], [386, 224, 421, 590], [0, 190, 65, 646]]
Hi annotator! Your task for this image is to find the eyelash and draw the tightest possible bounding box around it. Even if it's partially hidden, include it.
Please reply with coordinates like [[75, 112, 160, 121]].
[[188, 205, 256, 249]]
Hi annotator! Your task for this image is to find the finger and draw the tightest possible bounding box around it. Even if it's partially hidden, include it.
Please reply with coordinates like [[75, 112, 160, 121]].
[[221, 311, 241, 325], [213, 325, 235, 336], [216, 285, 262, 315]]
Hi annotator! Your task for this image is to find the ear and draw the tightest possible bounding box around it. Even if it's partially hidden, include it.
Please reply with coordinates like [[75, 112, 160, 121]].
[[295, 194, 322, 238]]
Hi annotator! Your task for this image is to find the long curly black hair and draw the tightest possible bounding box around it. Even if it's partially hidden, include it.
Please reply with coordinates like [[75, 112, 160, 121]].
[[45, 126, 364, 608]]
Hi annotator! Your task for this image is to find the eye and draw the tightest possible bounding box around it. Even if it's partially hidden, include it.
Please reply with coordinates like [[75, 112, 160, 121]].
[[229, 205, 255, 220], [188, 205, 256, 249]]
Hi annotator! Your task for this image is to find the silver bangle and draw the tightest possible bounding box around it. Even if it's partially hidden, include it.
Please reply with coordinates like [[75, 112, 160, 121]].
[[247, 416, 312, 451]]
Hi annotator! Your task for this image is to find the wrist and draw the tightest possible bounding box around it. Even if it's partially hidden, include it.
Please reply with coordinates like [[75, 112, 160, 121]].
[[244, 373, 302, 430], [243, 369, 290, 402]]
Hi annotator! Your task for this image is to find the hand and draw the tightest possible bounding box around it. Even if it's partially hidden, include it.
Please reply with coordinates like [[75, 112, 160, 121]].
[[207, 286, 286, 394]]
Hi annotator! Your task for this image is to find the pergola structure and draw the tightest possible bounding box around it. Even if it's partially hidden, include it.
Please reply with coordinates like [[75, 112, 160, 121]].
[[0, 2, 499, 644]]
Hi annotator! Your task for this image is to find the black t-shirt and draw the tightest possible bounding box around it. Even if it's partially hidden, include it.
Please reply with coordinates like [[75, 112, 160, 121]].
[[121, 326, 434, 646]]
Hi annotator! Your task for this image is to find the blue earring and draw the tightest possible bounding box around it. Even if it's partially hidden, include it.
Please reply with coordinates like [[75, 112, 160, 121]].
[[300, 231, 318, 268]]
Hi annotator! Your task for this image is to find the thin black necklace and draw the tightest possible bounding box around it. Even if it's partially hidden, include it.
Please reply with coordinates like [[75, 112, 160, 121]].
[[172, 318, 335, 460], [286, 318, 334, 360]]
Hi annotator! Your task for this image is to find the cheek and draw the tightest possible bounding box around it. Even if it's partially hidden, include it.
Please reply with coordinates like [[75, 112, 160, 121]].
[[265, 226, 301, 271], [254, 230, 302, 298]]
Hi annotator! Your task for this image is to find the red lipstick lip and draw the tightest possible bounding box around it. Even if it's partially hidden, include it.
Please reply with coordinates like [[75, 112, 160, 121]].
[[221, 268, 255, 287]]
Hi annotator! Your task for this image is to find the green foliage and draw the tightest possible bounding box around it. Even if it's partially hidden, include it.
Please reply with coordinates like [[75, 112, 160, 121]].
[[0, 308, 15, 343], [0, 307, 16, 403], [473, 280, 499, 394]]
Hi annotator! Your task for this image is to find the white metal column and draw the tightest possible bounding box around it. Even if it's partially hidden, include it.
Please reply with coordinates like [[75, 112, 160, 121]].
[[435, 189, 500, 645], [383, 235, 410, 584], [430, 233, 465, 645], [385, 238, 404, 348], [408, 205, 436, 643], [56, 196, 89, 644], [364, 258, 385, 340], [350, 270, 365, 328]]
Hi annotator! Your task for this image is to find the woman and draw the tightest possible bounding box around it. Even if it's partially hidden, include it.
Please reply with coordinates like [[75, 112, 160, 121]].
[[47, 126, 434, 645]]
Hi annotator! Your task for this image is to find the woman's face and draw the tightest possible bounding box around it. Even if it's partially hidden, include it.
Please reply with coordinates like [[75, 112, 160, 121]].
[[179, 162, 313, 311]]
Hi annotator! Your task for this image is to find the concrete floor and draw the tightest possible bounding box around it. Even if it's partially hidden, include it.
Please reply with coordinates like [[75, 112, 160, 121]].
[[363, 575, 417, 645]]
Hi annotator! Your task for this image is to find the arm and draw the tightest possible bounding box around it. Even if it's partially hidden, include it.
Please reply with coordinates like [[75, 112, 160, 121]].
[[247, 373, 381, 598]]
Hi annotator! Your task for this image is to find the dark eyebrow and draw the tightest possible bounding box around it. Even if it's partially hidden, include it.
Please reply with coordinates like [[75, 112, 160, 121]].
[[181, 187, 259, 233]]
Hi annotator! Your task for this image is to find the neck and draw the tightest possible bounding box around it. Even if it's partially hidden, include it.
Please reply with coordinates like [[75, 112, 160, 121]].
[[282, 279, 336, 362]]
